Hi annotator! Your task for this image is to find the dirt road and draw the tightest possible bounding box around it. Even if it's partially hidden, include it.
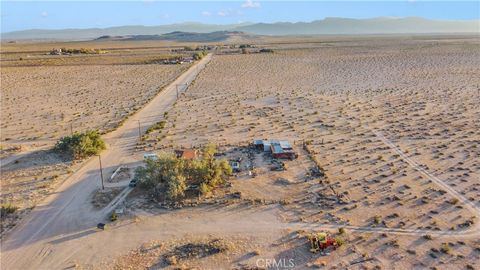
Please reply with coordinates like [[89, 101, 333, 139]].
[[0, 54, 212, 270]]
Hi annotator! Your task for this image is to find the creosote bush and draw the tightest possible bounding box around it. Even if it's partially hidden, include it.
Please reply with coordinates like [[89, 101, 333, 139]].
[[54, 130, 106, 160], [135, 143, 232, 201], [1, 203, 18, 217]]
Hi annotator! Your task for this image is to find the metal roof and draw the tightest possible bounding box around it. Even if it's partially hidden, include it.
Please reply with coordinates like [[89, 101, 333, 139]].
[[279, 140, 292, 149], [271, 144, 284, 154]]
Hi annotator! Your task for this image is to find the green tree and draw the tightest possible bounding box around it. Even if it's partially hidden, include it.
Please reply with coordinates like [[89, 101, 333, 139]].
[[134, 145, 232, 201], [54, 130, 105, 160], [166, 173, 187, 200]]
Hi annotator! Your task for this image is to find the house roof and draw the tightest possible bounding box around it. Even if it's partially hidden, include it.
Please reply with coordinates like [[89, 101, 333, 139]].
[[175, 149, 198, 160]]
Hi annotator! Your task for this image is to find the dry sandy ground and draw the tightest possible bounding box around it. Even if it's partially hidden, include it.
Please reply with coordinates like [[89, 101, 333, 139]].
[[1, 36, 479, 270], [0, 49, 188, 237], [131, 36, 479, 269], [1, 64, 188, 143]]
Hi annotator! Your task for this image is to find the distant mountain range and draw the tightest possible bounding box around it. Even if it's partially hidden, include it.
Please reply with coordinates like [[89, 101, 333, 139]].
[[2, 17, 479, 41], [96, 31, 254, 42]]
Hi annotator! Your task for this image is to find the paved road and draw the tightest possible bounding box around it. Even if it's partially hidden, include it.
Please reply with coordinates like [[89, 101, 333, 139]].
[[0, 54, 212, 270]]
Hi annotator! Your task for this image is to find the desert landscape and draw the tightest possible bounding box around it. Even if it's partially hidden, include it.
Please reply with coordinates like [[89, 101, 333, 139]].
[[1, 33, 479, 270], [0, 42, 191, 235]]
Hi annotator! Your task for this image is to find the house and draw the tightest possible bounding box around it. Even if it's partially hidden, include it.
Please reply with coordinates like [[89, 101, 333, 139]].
[[270, 143, 297, 159], [175, 149, 199, 160]]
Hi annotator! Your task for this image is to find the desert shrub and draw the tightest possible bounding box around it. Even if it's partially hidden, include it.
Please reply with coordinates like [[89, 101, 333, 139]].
[[448, 198, 459, 205], [423, 234, 433, 240], [111, 211, 118, 221], [54, 130, 106, 160], [373, 215, 382, 224], [1, 203, 18, 217], [440, 243, 451, 254], [338, 227, 346, 234], [135, 144, 231, 200], [335, 237, 346, 247], [146, 120, 167, 134]]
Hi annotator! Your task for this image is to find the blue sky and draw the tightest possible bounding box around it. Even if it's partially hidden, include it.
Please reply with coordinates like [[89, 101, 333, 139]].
[[1, 1, 479, 33]]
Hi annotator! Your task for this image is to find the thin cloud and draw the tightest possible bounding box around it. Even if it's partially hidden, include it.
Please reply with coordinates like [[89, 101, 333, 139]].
[[217, 10, 228, 17], [201, 11, 212, 17], [241, 0, 260, 8], [41, 11, 48, 17]]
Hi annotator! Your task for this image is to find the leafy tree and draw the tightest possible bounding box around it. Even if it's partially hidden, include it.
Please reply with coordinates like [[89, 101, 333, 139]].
[[166, 173, 187, 199], [134, 144, 232, 201], [54, 130, 105, 160], [193, 51, 208, 60]]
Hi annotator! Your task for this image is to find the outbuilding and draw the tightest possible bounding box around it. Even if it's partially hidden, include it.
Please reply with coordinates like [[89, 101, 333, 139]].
[[253, 139, 297, 159], [175, 149, 199, 160]]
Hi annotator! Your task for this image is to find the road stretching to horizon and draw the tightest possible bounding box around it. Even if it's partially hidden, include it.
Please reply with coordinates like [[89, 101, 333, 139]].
[[0, 54, 213, 270]]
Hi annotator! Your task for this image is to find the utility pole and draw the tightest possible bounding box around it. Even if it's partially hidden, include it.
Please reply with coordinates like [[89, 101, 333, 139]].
[[98, 155, 104, 190], [137, 120, 141, 141], [176, 84, 179, 99]]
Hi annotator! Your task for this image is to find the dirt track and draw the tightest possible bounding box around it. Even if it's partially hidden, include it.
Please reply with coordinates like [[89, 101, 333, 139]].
[[0, 54, 212, 270]]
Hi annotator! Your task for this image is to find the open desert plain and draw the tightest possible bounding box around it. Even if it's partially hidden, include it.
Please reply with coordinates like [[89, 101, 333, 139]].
[[1, 34, 480, 270]]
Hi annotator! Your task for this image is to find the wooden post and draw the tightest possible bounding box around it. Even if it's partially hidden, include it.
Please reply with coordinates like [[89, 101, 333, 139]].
[[98, 155, 105, 190], [137, 120, 141, 141]]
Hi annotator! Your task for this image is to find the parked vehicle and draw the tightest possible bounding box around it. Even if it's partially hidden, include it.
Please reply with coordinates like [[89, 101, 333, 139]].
[[143, 153, 158, 161], [129, 178, 137, 187]]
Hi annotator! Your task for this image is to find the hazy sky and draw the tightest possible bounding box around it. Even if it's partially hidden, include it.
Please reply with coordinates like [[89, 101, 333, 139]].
[[1, 1, 479, 33]]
